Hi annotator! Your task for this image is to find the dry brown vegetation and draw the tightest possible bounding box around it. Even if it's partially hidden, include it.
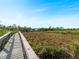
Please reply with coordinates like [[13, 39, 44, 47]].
[[23, 31, 79, 59]]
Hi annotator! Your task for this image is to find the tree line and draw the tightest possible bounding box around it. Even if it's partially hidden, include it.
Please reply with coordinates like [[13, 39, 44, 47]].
[[0, 24, 79, 32]]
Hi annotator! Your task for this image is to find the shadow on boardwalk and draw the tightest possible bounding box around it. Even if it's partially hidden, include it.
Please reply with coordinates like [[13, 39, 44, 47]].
[[3, 35, 15, 59]]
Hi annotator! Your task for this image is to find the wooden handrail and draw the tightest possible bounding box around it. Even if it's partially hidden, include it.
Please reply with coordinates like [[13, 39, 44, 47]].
[[19, 32, 39, 59], [0, 32, 14, 51], [0, 32, 11, 41]]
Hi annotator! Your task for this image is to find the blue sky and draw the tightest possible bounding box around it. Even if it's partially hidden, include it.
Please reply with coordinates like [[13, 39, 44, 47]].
[[0, 0, 79, 28]]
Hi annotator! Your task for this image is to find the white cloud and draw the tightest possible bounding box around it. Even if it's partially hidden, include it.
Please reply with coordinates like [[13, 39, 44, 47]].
[[0, 5, 79, 28], [0, 10, 79, 28], [31, 7, 49, 13]]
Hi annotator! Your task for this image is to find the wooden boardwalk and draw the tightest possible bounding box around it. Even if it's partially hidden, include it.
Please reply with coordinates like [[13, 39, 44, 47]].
[[0, 33, 24, 59]]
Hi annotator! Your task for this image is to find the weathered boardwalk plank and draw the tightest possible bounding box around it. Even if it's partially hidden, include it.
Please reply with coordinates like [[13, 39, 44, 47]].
[[0, 33, 24, 59]]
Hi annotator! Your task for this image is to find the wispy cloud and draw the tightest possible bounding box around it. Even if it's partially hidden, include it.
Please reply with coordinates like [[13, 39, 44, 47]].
[[32, 7, 49, 13], [0, 0, 79, 28], [0, 9, 79, 28]]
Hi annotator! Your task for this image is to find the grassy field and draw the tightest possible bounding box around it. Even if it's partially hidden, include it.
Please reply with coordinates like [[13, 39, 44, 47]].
[[23, 30, 79, 59], [0, 29, 9, 36]]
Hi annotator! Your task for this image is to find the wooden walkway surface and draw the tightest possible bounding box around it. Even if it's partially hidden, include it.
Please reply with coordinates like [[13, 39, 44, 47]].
[[0, 33, 24, 59]]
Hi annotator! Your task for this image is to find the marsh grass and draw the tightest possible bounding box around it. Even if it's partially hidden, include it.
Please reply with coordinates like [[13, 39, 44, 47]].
[[23, 31, 79, 59], [0, 29, 9, 36]]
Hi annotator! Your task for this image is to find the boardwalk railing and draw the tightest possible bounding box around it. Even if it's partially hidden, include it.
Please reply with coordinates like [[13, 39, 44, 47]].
[[0, 32, 14, 51], [19, 32, 39, 59]]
